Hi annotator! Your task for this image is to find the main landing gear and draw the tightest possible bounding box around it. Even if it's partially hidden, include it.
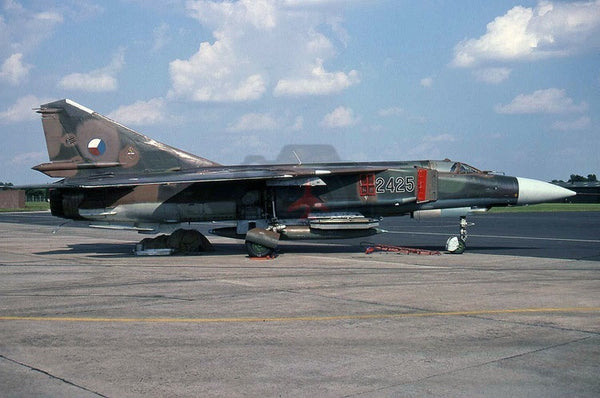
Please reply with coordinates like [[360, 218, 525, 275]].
[[445, 216, 469, 254], [244, 227, 280, 258], [245, 241, 275, 258]]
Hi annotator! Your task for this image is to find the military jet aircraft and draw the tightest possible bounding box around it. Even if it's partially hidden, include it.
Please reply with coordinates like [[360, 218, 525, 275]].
[[30, 99, 575, 256]]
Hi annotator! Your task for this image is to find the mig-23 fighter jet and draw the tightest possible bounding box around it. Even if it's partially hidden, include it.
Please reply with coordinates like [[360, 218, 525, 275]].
[[30, 99, 575, 256]]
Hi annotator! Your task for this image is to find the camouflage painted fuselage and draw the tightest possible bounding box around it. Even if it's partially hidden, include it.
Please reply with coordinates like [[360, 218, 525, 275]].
[[48, 163, 518, 227], [33, 99, 571, 242]]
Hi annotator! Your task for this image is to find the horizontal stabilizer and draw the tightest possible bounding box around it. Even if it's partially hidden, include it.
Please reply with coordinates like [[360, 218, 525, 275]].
[[33, 161, 122, 178]]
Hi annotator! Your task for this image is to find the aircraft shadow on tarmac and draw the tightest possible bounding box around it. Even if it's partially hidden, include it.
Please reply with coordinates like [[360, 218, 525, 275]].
[[33, 240, 536, 259], [35, 243, 138, 257], [467, 245, 538, 252], [35, 242, 366, 258], [32, 241, 395, 258]]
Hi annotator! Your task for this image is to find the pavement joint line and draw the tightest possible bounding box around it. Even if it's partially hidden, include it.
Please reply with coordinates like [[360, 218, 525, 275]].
[[342, 335, 596, 398], [387, 230, 600, 243], [1, 307, 598, 324], [0, 354, 108, 397]]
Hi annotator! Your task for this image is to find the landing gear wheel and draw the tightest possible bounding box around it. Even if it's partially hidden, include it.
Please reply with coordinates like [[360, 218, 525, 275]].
[[446, 236, 466, 254], [245, 241, 274, 258], [244, 227, 279, 258]]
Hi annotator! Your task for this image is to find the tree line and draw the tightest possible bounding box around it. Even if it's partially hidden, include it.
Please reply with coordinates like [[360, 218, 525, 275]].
[[552, 174, 598, 183]]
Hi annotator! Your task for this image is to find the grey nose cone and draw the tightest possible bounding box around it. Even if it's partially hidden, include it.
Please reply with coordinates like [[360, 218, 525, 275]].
[[517, 177, 576, 205]]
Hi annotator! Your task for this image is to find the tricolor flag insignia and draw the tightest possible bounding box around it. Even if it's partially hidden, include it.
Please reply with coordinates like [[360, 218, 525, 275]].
[[88, 138, 106, 156]]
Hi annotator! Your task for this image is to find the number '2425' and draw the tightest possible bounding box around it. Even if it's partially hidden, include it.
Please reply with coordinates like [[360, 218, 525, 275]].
[[375, 176, 415, 194]]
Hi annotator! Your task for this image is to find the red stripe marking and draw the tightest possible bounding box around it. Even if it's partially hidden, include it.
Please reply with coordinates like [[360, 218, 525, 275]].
[[417, 168, 428, 202]]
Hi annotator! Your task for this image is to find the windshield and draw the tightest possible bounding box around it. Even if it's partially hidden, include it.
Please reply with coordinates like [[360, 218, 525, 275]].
[[449, 162, 482, 174]]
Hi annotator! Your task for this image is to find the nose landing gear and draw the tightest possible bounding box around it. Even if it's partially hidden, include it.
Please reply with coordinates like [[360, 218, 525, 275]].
[[446, 216, 469, 254]]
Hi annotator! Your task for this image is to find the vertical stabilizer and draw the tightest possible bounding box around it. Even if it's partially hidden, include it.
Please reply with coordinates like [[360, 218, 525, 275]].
[[33, 99, 219, 178]]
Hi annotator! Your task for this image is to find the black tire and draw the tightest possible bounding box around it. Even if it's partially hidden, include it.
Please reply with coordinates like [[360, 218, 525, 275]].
[[245, 241, 274, 258]]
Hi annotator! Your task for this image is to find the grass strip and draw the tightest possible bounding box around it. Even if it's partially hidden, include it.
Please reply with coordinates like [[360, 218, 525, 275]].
[[490, 203, 600, 213]]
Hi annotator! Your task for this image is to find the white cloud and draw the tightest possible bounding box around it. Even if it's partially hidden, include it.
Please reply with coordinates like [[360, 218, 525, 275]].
[[552, 116, 591, 131], [61, 1, 104, 21], [227, 112, 278, 132], [108, 98, 166, 126], [453, 6, 535, 67], [58, 48, 125, 92], [378, 106, 405, 117], [495, 88, 588, 114], [34, 11, 63, 24], [453, 1, 600, 67], [420, 77, 433, 88], [473, 67, 511, 84], [407, 134, 458, 159], [274, 58, 359, 97], [0, 95, 48, 123], [306, 30, 335, 54], [0, 53, 31, 85], [3, 0, 24, 12], [321, 106, 359, 128], [10, 151, 46, 166], [422, 134, 456, 143], [168, 38, 266, 102], [168, 0, 359, 102], [0, 4, 64, 56], [152, 23, 170, 52], [167, 0, 276, 102], [378, 106, 427, 124], [289, 116, 304, 131], [59, 72, 117, 92], [283, 0, 348, 5], [187, 0, 277, 31]]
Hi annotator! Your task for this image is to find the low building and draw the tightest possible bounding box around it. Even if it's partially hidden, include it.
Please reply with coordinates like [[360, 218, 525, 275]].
[[0, 190, 26, 209]]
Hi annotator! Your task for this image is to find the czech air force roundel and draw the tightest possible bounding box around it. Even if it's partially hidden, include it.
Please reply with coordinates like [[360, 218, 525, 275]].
[[87, 138, 106, 156]]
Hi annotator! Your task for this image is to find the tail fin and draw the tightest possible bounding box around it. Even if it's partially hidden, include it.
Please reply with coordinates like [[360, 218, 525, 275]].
[[33, 99, 219, 178]]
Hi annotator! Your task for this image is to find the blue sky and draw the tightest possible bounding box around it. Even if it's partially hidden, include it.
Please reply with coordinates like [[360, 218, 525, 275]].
[[1, 0, 599, 184]]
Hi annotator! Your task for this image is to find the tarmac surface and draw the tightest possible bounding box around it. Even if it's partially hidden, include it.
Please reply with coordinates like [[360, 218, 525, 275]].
[[1, 211, 599, 397]]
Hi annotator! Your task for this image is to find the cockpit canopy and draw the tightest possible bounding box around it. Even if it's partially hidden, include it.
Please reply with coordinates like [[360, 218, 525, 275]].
[[450, 162, 481, 174], [429, 160, 483, 174]]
